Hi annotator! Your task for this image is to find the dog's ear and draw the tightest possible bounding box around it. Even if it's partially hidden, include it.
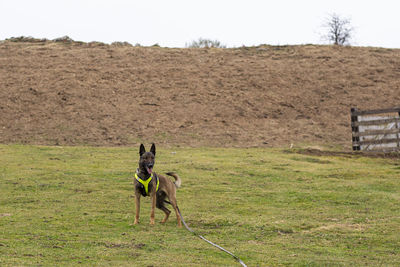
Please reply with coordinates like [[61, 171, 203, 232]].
[[139, 144, 146, 156], [150, 143, 156, 156]]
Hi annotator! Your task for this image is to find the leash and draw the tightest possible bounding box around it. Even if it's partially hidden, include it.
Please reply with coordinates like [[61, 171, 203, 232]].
[[176, 205, 247, 267]]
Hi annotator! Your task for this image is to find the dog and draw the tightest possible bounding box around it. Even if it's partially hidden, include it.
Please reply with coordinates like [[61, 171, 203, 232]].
[[133, 143, 182, 227]]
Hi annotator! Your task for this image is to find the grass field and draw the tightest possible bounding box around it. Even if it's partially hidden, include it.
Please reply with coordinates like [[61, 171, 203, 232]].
[[0, 144, 399, 266]]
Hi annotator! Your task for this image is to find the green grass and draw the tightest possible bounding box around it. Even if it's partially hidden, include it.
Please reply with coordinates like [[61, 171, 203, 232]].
[[0, 144, 399, 266]]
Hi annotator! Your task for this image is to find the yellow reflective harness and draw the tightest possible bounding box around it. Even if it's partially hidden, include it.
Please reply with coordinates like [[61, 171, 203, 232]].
[[135, 173, 159, 196]]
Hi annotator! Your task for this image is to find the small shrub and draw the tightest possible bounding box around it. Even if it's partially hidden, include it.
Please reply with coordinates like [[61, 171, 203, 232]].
[[186, 38, 226, 48]]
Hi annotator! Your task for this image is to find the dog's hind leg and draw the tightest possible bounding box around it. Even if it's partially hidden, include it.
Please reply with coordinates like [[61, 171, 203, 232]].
[[157, 191, 171, 223], [160, 206, 171, 223]]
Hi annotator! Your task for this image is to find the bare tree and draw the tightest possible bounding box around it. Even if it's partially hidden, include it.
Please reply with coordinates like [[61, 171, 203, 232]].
[[322, 13, 353, 46], [186, 38, 226, 48]]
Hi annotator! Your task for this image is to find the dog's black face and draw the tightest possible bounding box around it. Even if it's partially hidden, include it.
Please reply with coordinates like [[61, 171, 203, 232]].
[[139, 144, 156, 175]]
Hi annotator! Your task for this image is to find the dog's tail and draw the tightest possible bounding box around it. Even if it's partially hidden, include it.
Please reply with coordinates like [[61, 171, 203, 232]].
[[166, 172, 181, 188]]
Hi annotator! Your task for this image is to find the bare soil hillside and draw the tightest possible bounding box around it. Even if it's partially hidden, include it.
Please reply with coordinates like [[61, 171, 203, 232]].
[[1, 39, 399, 148]]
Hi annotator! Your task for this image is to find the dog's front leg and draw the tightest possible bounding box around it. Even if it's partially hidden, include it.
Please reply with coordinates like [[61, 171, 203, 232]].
[[150, 193, 156, 225], [134, 194, 140, 225]]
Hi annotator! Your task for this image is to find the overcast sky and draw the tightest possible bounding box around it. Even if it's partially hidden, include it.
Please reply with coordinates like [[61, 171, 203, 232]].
[[1, 0, 399, 48]]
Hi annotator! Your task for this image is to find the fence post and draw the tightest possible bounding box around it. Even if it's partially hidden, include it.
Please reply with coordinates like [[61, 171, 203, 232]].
[[351, 107, 360, 151]]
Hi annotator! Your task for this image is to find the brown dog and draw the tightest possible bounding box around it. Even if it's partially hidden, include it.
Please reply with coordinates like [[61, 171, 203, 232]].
[[133, 144, 182, 227]]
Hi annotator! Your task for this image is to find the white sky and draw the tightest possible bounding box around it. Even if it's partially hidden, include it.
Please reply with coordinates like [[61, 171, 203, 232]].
[[1, 0, 399, 48]]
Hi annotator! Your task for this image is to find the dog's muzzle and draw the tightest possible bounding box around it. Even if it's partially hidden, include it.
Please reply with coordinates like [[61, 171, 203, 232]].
[[146, 164, 154, 174]]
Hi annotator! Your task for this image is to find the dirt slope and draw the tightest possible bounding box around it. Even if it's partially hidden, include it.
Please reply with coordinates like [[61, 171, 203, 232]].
[[0, 40, 399, 148]]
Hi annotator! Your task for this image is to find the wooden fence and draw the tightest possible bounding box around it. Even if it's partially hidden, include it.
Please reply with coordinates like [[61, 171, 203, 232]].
[[351, 107, 400, 152]]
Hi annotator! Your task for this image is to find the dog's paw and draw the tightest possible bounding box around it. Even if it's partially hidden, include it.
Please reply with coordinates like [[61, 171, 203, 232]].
[[134, 220, 139, 225]]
